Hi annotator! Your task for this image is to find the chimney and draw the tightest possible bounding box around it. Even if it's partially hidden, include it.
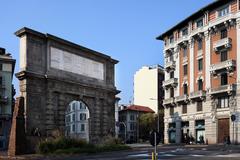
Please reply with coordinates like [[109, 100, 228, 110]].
[[0, 48, 6, 55]]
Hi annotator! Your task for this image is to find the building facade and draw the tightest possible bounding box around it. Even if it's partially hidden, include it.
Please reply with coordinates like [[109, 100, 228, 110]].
[[0, 48, 15, 150], [15, 27, 118, 147], [157, 0, 240, 144], [133, 65, 165, 140], [118, 105, 154, 143], [65, 100, 90, 141], [134, 65, 164, 114]]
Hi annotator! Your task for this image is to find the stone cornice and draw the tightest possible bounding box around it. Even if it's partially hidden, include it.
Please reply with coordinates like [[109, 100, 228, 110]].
[[15, 70, 119, 94]]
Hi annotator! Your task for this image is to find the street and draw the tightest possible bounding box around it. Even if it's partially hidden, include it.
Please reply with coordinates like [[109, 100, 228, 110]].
[[1, 144, 240, 160]]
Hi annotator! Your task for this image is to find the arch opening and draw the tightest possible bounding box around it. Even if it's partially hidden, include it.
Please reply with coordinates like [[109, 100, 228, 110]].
[[65, 100, 90, 142]]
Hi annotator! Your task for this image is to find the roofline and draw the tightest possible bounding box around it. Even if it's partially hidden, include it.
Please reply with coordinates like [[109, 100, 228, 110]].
[[156, 0, 231, 40], [15, 27, 119, 64]]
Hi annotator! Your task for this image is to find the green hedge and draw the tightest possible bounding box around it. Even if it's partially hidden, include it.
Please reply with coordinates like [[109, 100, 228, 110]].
[[38, 137, 130, 154]]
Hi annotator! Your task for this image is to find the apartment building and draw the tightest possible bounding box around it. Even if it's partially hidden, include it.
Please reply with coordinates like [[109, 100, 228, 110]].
[[157, 0, 240, 144], [118, 105, 154, 143], [134, 65, 164, 114], [65, 100, 90, 142], [0, 48, 15, 150]]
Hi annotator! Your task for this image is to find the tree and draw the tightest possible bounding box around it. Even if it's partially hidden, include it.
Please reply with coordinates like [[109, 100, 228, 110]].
[[139, 113, 157, 141]]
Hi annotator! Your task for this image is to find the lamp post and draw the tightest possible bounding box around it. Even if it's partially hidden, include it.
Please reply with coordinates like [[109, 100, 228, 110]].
[[150, 98, 159, 133]]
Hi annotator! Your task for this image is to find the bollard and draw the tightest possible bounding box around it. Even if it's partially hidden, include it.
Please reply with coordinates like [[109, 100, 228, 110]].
[[152, 152, 155, 160]]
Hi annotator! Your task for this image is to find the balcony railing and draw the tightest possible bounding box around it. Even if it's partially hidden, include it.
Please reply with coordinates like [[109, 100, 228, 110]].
[[165, 61, 176, 72], [210, 59, 236, 75], [164, 43, 175, 52], [213, 37, 232, 52], [163, 97, 175, 106], [189, 90, 206, 100], [175, 95, 188, 103], [177, 35, 188, 45], [163, 78, 178, 88], [191, 26, 204, 37], [209, 84, 236, 95]]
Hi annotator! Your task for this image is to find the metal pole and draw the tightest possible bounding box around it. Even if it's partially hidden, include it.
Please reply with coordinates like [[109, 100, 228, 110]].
[[154, 132, 157, 160], [233, 121, 234, 144]]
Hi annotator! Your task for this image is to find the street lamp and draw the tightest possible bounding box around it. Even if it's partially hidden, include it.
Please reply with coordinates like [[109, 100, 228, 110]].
[[150, 98, 159, 133]]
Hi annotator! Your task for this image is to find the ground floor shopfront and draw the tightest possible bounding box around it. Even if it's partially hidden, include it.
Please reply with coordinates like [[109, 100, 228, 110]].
[[164, 90, 240, 144], [165, 114, 240, 144]]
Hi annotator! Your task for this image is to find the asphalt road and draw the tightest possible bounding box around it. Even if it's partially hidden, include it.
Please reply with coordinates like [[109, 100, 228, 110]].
[[1, 145, 240, 160]]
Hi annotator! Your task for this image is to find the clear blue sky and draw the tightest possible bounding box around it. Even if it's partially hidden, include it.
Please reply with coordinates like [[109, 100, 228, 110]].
[[0, 0, 213, 104]]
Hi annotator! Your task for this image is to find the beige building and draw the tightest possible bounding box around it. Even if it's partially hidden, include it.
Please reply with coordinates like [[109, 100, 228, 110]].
[[157, 0, 240, 144], [133, 65, 164, 113]]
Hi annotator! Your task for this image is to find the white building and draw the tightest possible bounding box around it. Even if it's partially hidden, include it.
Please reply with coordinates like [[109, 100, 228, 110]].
[[65, 100, 90, 142], [133, 65, 164, 113]]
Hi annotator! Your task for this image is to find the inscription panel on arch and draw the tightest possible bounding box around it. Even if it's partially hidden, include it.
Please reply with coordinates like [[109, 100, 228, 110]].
[[50, 47, 104, 80]]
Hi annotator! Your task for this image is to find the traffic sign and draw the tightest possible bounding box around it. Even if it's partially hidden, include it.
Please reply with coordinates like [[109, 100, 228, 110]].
[[231, 115, 236, 122]]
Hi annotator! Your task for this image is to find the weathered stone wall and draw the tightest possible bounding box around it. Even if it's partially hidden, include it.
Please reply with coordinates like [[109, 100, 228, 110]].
[[15, 27, 118, 146]]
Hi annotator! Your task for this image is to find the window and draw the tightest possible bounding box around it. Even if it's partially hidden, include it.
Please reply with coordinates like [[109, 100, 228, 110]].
[[130, 123, 135, 131], [197, 101, 203, 112], [197, 39, 203, 50], [130, 115, 135, 121], [80, 103, 86, 110], [170, 107, 174, 116], [220, 73, 228, 85], [72, 124, 75, 132], [198, 79, 203, 91], [198, 59, 203, 71], [169, 55, 174, 61], [72, 103, 76, 111], [183, 47, 187, 57], [0, 141, 3, 149], [196, 19, 203, 28], [218, 6, 229, 17], [182, 28, 188, 36], [221, 29, 228, 39], [0, 121, 3, 136], [170, 88, 174, 98], [0, 77, 2, 85], [80, 124, 85, 132], [183, 65, 188, 76], [217, 96, 229, 108], [80, 113, 86, 120], [0, 64, 2, 71], [220, 51, 228, 62], [72, 114, 75, 122], [182, 104, 187, 114], [170, 71, 174, 79], [169, 36, 174, 44], [183, 84, 188, 95]]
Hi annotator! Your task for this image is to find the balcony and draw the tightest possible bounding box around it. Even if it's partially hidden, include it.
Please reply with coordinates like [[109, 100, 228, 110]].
[[163, 97, 175, 106], [175, 95, 188, 104], [189, 90, 206, 101], [209, 84, 236, 95], [0, 96, 8, 103], [191, 27, 204, 37], [177, 35, 188, 45], [165, 61, 176, 72], [163, 78, 178, 88], [164, 43, 175, 52], [210, 59, 236, 75], [213, 38, 232, 52]]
